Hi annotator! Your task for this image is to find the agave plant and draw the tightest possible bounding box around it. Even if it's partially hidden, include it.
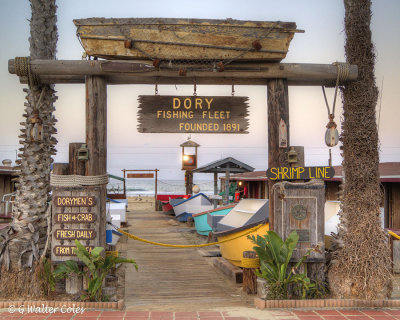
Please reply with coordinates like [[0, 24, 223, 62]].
[[53, 240, 138, 301], [249, 230, 316, 299]]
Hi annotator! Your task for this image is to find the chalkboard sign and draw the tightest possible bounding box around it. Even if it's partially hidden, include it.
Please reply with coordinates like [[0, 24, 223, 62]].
[[137, 95, 249, 133], [266, 166, 335, 180]]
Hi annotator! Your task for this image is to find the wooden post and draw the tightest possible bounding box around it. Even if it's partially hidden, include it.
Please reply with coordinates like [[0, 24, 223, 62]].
[[86, 75, 107, 250], [69, 142, 86, 175], [242, 251, 258, 294], [122, 169, 126, 197], [185, 170, 193, 195], [267, 79, 289, 231], [52, 163, 69, 175], [213, 172, 218, 209], [155, 169, 158, 211], [225, 168, 230, 205]]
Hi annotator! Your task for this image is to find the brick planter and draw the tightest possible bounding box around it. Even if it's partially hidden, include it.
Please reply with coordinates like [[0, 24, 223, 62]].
[[255, 297, 400, 309], [0, 299, 124, 310]]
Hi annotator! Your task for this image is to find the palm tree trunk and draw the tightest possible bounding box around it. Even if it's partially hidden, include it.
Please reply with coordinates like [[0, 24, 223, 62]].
[[0, 0, 58, 298], [328, 0, 392, 299]]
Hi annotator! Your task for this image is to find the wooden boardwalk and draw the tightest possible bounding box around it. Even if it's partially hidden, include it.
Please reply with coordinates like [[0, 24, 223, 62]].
[[121, 208, 249, 311]]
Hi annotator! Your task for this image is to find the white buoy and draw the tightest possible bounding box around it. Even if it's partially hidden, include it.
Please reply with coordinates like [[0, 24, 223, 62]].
[[192, 185, 200, 194]]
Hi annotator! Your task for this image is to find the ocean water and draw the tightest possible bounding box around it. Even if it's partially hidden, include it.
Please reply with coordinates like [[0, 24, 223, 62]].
[[107, 179, 216, 196]]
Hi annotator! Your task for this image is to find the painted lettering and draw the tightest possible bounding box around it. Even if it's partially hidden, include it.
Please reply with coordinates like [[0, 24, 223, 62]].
[[183, 98, 191, 109], [173, 98, 181, 109], [205, 98, 213, 109]]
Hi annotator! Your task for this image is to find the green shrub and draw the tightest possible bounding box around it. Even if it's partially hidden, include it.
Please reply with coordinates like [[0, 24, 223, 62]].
[[53, 240, 138, 301], [248, 230, 323, 299]]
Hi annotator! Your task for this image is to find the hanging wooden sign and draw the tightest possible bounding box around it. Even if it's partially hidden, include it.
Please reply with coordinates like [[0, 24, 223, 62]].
[[127, 173, 154, 178], [266, 166, 335, 180], [137, 95, 249, 133], [51, 187, 103, 262]]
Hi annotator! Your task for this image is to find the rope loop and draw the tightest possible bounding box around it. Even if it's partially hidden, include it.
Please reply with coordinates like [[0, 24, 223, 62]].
[[241, 257, 260, 268], [15, 56, 41, 87], [50, 173, 109, 187]]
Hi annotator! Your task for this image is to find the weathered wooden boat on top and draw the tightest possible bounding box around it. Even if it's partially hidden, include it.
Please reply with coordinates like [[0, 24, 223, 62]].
[[213, 199, 269, 267], [73, 18, 303, 62], [192, 204, 236, 236], [172, 193, 213, 222]]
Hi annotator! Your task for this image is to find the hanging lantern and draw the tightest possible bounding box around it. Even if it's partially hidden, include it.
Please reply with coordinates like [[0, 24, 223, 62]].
[[28, 110, 43, 142], [77, 143, 89, 161], [180, 139, 199, 171], [325, 115, 339, 147]]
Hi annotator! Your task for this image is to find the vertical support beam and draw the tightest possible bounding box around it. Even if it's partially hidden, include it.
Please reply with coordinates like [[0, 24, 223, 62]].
[[86, 76, 107, 176], [69, 142, 86, 175], [155, 169, 158, 211], [267, 79, 289, 231], [224, 169, 230, 205], [122, 169, 126, 197], [86, 75, 107, 249], [214, 172, 218, 209]]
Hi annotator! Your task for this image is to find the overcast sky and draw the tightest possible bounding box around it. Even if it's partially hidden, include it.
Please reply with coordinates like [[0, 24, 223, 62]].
[[0, 0, 399, 180]]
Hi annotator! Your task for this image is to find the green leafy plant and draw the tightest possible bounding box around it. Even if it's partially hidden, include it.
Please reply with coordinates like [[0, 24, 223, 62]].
[[37, 257, 56, 296], [248, 230, 320, 299], [53, 240, 138, 301]]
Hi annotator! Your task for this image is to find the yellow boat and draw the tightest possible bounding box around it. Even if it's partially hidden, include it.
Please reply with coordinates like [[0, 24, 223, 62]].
[[213, 199, 269, 267], [216, 222, 269, 267]]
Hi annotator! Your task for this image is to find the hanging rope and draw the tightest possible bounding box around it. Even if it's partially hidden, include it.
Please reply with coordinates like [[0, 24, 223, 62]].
[[50, 173, 109, 187], [241, 257, 260, 268], [108, 222, 266, 248], [322, 62, 350, 119], [14, 57, 41, 87]]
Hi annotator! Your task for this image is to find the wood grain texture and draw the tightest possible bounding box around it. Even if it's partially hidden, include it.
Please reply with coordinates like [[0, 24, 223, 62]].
[[9, 59, 358, 86], [242, 251, 257, 294], [137, 95, 249, 134], [267, 79, 289, 231], [69, 143, 86, 175], [272, 180, 325, 262], [73, 18, 299, 61]]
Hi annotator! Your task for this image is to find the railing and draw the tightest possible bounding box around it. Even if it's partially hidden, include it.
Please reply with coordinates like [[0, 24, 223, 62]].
[[0, 192, 16, 218]]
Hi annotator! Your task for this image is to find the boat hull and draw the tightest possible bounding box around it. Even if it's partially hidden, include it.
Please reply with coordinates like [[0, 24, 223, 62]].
[[193, 207, 234, 236], [74, 18, 301, 62], [217, 223, 269, 267]]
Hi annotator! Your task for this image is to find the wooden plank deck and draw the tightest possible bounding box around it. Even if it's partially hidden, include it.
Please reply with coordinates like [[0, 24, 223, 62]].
[[121, 208, 250, 311]]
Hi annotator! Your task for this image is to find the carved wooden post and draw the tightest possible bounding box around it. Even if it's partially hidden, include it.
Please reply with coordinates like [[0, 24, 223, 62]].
[[267, 79, 289, 231], [86, 75, 107, 250]]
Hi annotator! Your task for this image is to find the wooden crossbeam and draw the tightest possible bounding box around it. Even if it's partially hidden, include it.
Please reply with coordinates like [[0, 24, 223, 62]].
[[9, 59, 357, 86]]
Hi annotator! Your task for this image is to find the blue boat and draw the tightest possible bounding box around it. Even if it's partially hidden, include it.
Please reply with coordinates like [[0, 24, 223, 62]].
[[172, 193, 213, 222], [192, 204, 236, 236]]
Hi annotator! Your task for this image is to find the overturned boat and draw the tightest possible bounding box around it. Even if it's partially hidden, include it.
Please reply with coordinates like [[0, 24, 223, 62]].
[[213, 199, 269, 267], [73, 18, 302, 62], [192, 204, 236, 236], [172, 193, 213, 222]]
